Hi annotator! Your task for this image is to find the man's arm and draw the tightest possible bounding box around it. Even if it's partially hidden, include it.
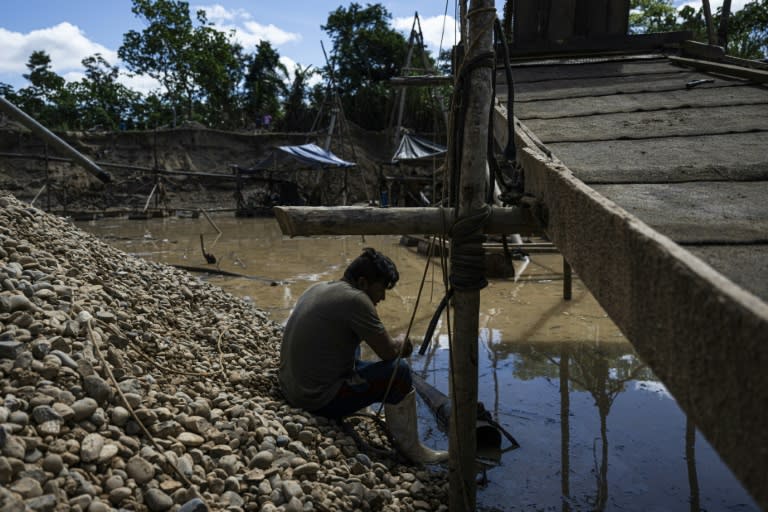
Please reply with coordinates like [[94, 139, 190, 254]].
[[365, 330, 413, 361]]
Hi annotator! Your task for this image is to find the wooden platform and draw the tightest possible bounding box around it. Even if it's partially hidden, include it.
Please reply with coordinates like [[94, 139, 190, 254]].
[[494, 52, 768, 509]]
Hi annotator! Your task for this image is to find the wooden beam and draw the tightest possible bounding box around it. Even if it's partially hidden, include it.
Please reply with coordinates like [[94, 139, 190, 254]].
[[669, 55, 768, 83], [506, 31, 692, 58], [272, 206, 534, 237], [389, 75, 454, 87], [449, 1, 496, 509]]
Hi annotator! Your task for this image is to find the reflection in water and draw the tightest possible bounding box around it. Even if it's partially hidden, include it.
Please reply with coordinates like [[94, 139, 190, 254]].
[[77, 216, 758, 512]]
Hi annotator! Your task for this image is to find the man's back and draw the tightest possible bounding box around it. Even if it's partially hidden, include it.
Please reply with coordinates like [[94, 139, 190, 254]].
[[279, 280, 384, 410]]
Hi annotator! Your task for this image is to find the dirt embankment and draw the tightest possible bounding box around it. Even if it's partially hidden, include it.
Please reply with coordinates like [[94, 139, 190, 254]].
[[0, 122, 397, 214]]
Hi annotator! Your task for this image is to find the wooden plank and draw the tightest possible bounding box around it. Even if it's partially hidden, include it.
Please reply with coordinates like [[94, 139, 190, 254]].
[[547, 0, 577, 41], [687, 244, 768, 305], [514, 147, 768, 512], [514, 84, 768, 119], [507, 31, 691, 57], [509, 71, 742, 102], [389, 75, 454, 87], [586, 0, 609, 36], [670, 55, 768, 83], [273, 206, 536, 237], [523, 103, 768, 143], [606, 0, 630, 35], [547, 132, 768, 183], [682, 40, 726, 60], [506, 58, 679, 83], [514, 0, 543, 43], [591, 182, 768, 246]]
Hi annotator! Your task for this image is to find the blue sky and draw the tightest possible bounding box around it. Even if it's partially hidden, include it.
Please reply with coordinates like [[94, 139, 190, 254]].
[[0, 0, 745, 94]]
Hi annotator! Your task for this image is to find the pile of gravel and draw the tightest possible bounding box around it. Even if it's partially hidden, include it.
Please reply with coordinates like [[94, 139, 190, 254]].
[[0, 192, 448, 511]]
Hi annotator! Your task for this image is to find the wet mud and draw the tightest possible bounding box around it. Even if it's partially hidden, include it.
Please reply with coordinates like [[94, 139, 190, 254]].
[[77, 215, 759, 511]]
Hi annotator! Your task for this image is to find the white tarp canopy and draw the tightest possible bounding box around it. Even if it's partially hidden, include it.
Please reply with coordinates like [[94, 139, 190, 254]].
[[392, 133, 447, 162]]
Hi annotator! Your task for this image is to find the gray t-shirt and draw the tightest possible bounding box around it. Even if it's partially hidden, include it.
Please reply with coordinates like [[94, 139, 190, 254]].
[[279, 280, 385, 410]]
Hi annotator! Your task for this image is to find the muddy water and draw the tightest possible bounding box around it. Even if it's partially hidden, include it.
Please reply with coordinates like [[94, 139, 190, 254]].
[[78, 215, 758, 512]]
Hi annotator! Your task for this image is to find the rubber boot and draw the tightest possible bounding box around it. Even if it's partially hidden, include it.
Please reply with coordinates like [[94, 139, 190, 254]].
[[384, 390, 448, 464]]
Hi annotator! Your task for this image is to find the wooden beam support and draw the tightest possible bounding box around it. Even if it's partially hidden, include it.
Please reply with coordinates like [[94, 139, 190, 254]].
[[506, 31, 691, 58], [669, 55, 768, 83], [389, 75, 454, 87], [273, 206, 534, 237]]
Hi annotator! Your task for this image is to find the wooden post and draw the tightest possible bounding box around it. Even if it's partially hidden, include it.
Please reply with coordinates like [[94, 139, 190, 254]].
[[450, 1, 495, 510]]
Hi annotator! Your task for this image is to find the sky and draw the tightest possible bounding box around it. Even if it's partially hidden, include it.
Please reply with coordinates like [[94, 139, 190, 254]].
[[0, 0, 750, 94]]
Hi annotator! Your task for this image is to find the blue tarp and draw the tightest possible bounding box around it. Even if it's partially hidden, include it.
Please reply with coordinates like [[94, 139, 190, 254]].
[[277, 143, 356, 168]]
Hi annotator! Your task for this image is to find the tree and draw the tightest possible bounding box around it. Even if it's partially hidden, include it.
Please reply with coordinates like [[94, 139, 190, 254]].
[[78, 53, 140, 130], [119, 0, 198, 124], [190, 18, 246, 128], [727, 0, 768, 58], [243, 40, 288, 129], [322, 3, 408, 130], [629, 0, 679, 33], [15, 51, 68, 127], [282, 64, 317, 132]]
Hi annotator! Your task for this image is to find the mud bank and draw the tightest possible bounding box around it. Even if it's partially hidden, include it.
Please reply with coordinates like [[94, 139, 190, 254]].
[[0, 192, 448, 511]]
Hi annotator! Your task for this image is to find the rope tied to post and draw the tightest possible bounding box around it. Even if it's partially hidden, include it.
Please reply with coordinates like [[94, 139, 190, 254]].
[[449, 204, 492, 291]]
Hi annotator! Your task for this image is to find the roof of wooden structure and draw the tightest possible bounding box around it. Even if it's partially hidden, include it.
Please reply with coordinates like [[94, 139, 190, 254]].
[[493, 44, 768, 509]]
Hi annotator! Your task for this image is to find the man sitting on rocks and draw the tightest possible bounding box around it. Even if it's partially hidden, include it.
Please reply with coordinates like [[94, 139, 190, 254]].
[[279, 247, 447, 464]]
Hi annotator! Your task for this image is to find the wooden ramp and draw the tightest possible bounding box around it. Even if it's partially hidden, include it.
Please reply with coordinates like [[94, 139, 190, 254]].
[[494, 52, 768, 508]]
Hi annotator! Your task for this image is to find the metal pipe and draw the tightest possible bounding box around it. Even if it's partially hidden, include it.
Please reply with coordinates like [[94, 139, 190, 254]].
[[0, 95, 111, 183]]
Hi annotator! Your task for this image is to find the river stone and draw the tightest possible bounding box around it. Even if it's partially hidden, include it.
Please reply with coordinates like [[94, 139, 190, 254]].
[[126, 456, 155, 484], [282, 480, 303, 500], [49, 350, 77, 369], [98, 442, 119, 462], [81, 433, 105, 463], [83, 375, 112, 405], [108, 487, 132, 505], [0, 341, 24, 359], [31, 405, 61, 424], [178, 498, 208, 512], [0, 494, 22, 512], [284, 497, 303, 512], [177, 432, 204, 447], [10, 476, 43, 498], [25, 493, 57, 512], [71, 398, 98, 421], [0, 456, 13, 483], [293, 462, 320, 477], [251, 450, 273, 469], [144, 488, 173, 511], [87, 499, 110, 512], [42, 453, 63, 475], [2, 435, 26, 459]]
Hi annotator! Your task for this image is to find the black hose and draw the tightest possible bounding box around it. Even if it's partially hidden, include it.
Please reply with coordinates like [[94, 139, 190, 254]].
[[418, 288, 454, 355]]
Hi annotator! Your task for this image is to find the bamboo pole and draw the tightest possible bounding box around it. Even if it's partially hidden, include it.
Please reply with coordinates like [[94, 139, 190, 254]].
[[449, 1, 495, 509]]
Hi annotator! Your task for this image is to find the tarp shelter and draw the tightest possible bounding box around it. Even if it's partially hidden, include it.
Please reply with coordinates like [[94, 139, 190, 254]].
[[277, 143, 355, 168], [392, 133, 447, 163]]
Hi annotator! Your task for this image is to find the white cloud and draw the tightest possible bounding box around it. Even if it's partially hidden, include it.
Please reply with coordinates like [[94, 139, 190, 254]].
[[0, 23, 117, 76], [675, 0, 750, 12], [194, 4, 301, 50], [393, 14, 458, 62], [119, 72, 162, 96]]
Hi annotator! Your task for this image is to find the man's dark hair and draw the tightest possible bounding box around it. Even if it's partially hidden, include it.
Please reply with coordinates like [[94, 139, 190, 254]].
[[343, 248, 399, 289]]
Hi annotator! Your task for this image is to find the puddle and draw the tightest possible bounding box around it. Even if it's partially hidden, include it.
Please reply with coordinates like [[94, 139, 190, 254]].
[[77, 215, 759, 511]]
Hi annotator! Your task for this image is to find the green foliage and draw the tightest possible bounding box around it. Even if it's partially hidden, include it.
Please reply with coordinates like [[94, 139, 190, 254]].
[[77, 54, 140, 130], [282, 64, 317, 132], [630, 0, 768, 59], [243, 40, 289, 128], [629, 0, 679, 33], [321, 2, 408, 130], [728, 0, 768, 59]]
